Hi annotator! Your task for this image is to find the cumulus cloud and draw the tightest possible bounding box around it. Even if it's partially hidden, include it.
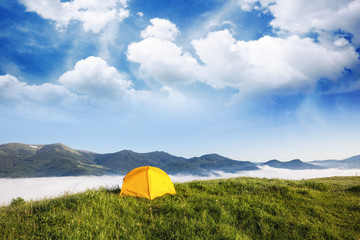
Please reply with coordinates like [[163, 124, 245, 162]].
[[140, 18, 180, 41], [128, 18, 359, 94], [127, 38, 200, 86], [192, 30, 358, 93], [0, 74, 81, 105], [128, 20, 201, 86], [19, 0, 130, 33], [237, 0, 360, 43], [59, 56, 133, 99], [0, 74, 87, 120], [0, 57, 192, 119], [268, 0, 360, 36], [58, 56, 190, 109]]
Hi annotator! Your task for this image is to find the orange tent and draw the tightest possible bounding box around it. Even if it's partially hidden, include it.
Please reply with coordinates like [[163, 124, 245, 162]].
[[120, 166, 176, 200]]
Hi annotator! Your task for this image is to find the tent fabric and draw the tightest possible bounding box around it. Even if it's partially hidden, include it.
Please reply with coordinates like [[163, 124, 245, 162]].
[[120, 166, 176, 200]]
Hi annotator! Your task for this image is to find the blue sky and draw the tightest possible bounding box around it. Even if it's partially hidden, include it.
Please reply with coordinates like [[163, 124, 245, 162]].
[[1, 0, 360, 162]]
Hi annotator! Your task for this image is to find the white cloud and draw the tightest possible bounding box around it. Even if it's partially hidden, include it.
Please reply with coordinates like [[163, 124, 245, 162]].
[[0, 57, 192, 119], [59, 56, 133, 99], [128, 18, 359, 95], [78, 9, 117, 33], [118, 8, 130, 21], [237, 0, 275, 12], [123, 86, 190, 113], [136, 12, 144, 17], [119, 0, 129, 8], [127, 37, 201, 86], [59, 57, 190, 107], [192, 30, 359, 93], [237, 0, 258, 11], [140, 18, 180, 41], [160, 86, 186, 102], [0, 74, 86, 120], [0, 74, 80, 105], [237, 0, 360, 43], [19, 0, 130, 33], [269, 0, 360, 36]]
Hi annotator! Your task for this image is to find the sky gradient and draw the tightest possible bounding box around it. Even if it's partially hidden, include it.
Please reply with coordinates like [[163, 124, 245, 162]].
[[1, 0, 360, 162]]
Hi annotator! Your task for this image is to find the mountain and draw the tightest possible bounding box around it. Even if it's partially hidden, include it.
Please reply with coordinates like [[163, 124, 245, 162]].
[[0, 143, 38, 178], [90, 151, 259, 176], [0, 143, 258, 178], [0, 143, 38, 157], [1, 142, 360, 178], [0, 143, 112, 177], [93, 150, 189, 175], [310, 155, 360, 169], [261, 159, 325, 170], [169, 154, 259, 175]]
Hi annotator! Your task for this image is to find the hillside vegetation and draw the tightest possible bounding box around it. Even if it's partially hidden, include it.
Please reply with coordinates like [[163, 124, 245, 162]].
[[1, 176, 360, 239]]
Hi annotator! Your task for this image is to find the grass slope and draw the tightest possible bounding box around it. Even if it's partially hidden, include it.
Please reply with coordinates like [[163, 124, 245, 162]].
[[1, 177, 360, 239]]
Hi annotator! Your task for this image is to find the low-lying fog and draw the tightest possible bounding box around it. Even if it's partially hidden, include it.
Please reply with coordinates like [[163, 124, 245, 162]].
[[1, 166, 359, 205]]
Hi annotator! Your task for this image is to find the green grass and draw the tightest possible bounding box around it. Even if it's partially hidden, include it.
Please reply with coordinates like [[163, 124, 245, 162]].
[[1, 176, 360, 239]]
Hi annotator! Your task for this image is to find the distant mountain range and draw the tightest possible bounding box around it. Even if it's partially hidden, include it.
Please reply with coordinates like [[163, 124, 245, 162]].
[[309, 156, 360, 169], [0, 143, 359, 178], [261, 159, 325, 170]]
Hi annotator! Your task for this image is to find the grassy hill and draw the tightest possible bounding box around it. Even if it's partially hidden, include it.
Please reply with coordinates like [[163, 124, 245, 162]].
[[1, 176, 360, 239]]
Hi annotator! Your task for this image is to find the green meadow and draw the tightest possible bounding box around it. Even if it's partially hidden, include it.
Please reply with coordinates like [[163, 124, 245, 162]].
[[1, 176, 360, 239]]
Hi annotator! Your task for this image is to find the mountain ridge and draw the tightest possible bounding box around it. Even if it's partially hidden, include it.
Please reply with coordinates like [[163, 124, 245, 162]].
[[1, 142, 360, 178], [261, 159, 325, 170]]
